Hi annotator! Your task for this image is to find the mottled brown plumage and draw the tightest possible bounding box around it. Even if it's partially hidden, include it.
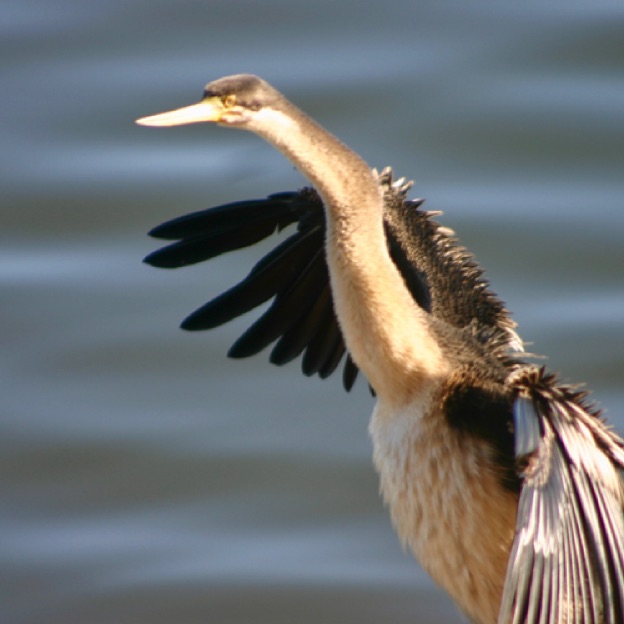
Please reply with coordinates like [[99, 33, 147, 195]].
[[137, 75, 624, 623]]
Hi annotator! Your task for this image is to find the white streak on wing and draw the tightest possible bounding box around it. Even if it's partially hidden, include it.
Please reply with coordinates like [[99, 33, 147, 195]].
[[513, 396, 541, 458]]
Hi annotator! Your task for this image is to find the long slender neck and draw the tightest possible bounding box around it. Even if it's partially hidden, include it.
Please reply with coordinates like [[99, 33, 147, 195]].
[[249, 102, 450, 405]]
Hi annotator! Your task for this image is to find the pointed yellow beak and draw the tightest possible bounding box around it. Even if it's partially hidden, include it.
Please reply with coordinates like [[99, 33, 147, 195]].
[[136, 97, 224, 127]]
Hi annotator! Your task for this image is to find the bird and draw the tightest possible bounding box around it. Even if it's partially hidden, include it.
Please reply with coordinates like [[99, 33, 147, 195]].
[[136, 74, 624, 623]]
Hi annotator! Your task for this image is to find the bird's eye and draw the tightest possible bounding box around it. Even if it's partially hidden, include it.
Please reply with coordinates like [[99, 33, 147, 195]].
[[222, 95, 237, 108]]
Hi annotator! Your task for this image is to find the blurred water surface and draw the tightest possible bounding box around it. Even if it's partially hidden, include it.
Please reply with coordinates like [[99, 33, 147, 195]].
[[2, 1, 623, 623]]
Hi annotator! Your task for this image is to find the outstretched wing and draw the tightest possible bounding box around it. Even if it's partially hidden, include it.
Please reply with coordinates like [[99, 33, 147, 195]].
[[500, 370, 624, 623], [145, 170, 520, 390], [145, 187, 363, 388]]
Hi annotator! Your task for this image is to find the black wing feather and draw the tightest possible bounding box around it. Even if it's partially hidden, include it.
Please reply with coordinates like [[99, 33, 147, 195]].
[[301, 290, 338, 377], [180, 227, 323, 330], [227, 248, 327, 359], [145, 223, 279, 268], [148, 193, 305, 240], [145, 170, 520, 389], [342, 355, 360, 392], [270, 285, 332, 366]]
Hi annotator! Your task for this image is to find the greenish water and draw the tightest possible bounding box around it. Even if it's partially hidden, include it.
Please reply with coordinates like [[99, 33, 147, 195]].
[[2, 2, 623, 623]]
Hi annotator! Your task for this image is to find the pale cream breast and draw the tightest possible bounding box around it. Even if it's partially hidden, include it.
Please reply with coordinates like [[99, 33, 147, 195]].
[[370, 397, 518, 624]]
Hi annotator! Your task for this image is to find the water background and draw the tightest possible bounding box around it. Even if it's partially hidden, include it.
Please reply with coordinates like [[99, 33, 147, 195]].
[[3, 1, 624, 622]]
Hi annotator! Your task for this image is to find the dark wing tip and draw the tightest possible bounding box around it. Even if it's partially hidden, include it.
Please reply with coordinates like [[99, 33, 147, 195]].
[[148, 193, 304, 240]]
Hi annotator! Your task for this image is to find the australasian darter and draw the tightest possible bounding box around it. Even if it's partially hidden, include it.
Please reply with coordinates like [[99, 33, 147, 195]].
[[136, 74, 624, 624]]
